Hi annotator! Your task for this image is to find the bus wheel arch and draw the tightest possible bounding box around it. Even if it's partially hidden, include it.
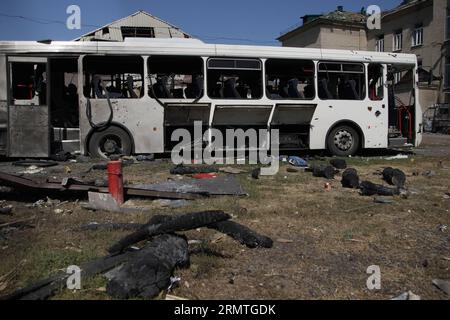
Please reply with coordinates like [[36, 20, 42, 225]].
[[326, 121, 364, 157], [86, 124, 135, 159]]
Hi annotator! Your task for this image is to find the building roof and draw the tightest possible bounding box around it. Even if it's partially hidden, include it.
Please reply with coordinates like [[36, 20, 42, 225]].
[[74, 10, 191, 42], [278, 7, 366, 41], [381, 0, 432, 21]]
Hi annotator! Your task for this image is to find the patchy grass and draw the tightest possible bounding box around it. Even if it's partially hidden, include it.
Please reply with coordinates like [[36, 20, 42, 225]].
[[0, 135, 449, 300]]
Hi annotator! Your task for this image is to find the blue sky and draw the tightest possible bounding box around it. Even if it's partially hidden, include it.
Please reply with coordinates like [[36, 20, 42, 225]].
[[0, 0, 400, 44]]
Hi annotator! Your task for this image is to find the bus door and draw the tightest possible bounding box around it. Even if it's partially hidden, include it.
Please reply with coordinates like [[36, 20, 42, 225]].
[[7, 56, 50, 157]]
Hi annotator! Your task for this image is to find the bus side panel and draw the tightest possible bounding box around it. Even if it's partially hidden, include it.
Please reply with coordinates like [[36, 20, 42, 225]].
[[309, 100, 389, 150], [0, 54, 7, 154], [78, 98, 165, 155]]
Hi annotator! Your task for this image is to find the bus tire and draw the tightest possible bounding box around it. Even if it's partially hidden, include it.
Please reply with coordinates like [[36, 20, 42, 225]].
[[88, 126, 132, 159], [327, 125, 360, 157]]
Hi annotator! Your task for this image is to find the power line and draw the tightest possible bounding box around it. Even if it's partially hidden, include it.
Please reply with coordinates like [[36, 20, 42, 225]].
[[0, 12, 279, 45]]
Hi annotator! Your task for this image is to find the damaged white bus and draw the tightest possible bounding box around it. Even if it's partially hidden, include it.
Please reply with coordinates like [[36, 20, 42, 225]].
[[0, 38, 422, 158]]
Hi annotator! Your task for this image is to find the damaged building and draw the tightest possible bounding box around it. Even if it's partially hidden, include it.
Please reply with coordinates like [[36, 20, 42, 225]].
[[74, 10, 191, 42]]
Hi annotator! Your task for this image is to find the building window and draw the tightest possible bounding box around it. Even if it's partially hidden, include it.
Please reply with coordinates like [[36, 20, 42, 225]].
[[121, 27, 155, 39], [207, 58, 263, 99], [393, 30, 403, 51], [265, 59, 315, 100], [412, 24, 423, 47], [445, 57, 450, 88], [447, 8, 450, 40], [83, 56, 144, 99], [375, 35, 385, 52], [148, 56, 204, 99], [318, 62, 366, 100]]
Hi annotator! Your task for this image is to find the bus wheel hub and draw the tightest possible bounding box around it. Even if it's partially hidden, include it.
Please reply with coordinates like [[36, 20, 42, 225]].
[[103, 139, 119, 154], [334, 130, 353, 151]]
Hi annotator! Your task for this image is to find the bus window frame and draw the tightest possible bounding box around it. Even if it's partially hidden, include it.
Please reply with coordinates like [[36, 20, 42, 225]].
[[265, 58, 316, 101], [82, 55, 146, 101], [147, 55, 205, 101], [206, 57, 264, 101], [317, 61, 367, 101]]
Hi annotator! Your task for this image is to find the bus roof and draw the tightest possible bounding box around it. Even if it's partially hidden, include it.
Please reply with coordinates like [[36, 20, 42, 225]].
[[0, 38, 417, 65]]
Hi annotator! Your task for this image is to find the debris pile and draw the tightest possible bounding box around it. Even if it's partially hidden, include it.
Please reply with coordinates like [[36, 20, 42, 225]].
[[2, 210, 272, 300]]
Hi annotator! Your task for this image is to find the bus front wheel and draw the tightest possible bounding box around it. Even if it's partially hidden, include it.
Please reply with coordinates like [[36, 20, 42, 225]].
[[327, 125, 360, 157], [88, 127, 132, 159]]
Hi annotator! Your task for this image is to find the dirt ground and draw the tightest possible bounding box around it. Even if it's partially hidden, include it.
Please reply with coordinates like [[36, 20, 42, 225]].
[[0, 133, 449, 300]]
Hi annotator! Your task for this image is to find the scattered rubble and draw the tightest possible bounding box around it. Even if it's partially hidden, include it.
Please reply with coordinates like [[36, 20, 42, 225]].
[[288, 156, 308, 167], [360, 181, 400, 197], [80, 222, 143, 231], [330, 159, 347, 170], [251, 168, 261, 180], [2, 210, 272, 300], [385, 154, 409, 160], [391, 291, 421, 300], [218, 167, 247, 174], [382, 167, 406, 188], [170, 164, 219, 175], [309, 165, 336, 180], [432, 279, 450, 297], [341, 168, 359, 189], [374, 197, 394, 204], [0, 206, 13, 216], [108, 211, 231, 254], [106, 234, 189, 299]]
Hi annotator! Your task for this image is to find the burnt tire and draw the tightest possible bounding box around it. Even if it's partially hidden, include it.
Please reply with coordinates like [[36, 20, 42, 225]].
[[88, 126, 132, 159], [327, 125, 360, 157]]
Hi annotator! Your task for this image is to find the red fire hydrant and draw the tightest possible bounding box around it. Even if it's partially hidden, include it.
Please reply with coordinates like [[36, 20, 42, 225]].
[[107, 160, 124, 205]]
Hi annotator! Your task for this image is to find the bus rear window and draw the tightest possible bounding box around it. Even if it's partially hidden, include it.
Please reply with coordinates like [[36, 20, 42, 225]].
[[83, 56, 144, 99], [318, 62, 366, 100], [265, 59, 315, 100]]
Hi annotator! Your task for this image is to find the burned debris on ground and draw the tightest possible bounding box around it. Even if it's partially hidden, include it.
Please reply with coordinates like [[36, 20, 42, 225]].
[[1, 210, 273, 300], [0, 144, 449, 300]]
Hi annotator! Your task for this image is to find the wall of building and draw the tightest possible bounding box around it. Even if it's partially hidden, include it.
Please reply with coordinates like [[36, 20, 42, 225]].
[[319, 26, 367, 50], [281, 24, 367, 50], [367, 0, 449, 111], [280, 26, 322, 48]]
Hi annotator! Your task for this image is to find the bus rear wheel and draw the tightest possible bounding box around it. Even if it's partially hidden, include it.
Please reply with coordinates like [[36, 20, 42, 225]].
[[88, 127, 132, 159], [327, 125, 360, 157]]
